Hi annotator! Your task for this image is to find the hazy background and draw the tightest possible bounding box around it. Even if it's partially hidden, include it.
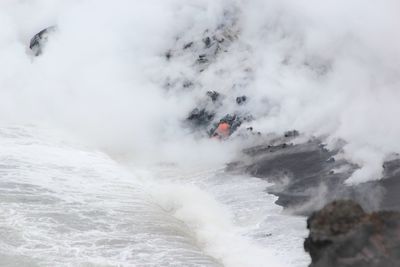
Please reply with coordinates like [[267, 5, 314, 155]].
[[1, 0, 399, 182]]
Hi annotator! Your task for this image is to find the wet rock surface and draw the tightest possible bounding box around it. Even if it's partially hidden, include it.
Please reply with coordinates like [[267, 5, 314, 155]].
[[229, 133, 400, 215], [304, 200, 400, 267]]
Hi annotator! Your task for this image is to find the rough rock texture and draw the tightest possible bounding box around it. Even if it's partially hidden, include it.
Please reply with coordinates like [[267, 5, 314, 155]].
[[228, 133, 400, 215], [29, 26, 56, 56], [304, 200, 400, 267], [187, 108, 215, 127], [162, 8, 256, 138]]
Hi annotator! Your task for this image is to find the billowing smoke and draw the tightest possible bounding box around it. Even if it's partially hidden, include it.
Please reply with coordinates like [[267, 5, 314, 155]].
[[0, 0, 236, 166], [1, 0, 399, 182], [240, 0, 400, 183]]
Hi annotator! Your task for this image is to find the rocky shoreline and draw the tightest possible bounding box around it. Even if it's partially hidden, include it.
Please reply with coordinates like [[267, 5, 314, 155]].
[[230, 135, 400, 266], [305, 200, 400, 267], [229, 134, 400, 215]]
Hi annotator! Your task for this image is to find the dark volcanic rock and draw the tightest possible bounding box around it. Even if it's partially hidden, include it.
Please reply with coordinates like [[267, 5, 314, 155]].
[[187, 108, 215, 127], [197, 54, 208, 64], [209, 114, 246, 138], [232, 135, 400, 215], [183, 42, 193, 50], [284, 130, 299, 138], [206, 91, 220, 102], [29, 26, 56, 56], [243, 139, 357, 212], [304, 200, 400, 267], [186, 91, 221, 129], [219, 114, 242, 132], [236, 95, 247, 105]]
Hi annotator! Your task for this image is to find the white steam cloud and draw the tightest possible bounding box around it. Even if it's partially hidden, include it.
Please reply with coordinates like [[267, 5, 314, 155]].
[[0, 0, 399, 182], [241, 0, 400, 183]]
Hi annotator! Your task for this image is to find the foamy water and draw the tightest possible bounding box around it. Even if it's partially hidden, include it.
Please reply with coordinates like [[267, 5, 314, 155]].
[[0, 126, 309, 266]]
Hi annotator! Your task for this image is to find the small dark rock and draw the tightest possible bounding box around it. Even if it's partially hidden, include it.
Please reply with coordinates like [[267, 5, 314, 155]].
[[182, 81, 193, 89], [183, 42, 193, 50], [203, 37, 212, 48], [197, 54, 208, 64], [29, 26, 56, 56], [236, 96, 247, 105], [165, 50, 172, 60], [284, 130, 299, 138], [216, 36, 225, 43], [206, 91, 220, 102]]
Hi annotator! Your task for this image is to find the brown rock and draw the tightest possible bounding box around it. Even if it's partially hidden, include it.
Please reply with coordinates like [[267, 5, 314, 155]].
[[304, 200, 400, 267]]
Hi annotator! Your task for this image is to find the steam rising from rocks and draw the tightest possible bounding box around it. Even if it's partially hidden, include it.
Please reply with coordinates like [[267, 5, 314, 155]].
[[1, 0, 400, 182]]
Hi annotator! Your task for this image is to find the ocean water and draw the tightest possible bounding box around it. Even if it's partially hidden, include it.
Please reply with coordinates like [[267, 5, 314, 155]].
[[0, 126, 309, 266]]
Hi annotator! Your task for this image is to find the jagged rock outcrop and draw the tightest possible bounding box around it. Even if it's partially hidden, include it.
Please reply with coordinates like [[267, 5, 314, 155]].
[[29, 26, 56, 56], [228, 132, 400, 215], [304, 200, 400, 267]]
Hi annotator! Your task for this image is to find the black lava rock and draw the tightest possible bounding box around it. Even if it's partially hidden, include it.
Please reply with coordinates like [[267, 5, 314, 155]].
[[203, 36, 212, 48], [236, 96, 247, 105], [209, 114, 243, 137], [206, 91, 220, 102], [197, 54, 208, 64], [183, 42, 193, 50], [29, 26, 56, 56], [187, 108, 215, 127], [284, 130, 299, 138], [305, 200, 400, 267]]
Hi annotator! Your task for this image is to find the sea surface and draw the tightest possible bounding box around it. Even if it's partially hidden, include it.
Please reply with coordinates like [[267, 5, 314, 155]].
[[0, 126, 309, 266]]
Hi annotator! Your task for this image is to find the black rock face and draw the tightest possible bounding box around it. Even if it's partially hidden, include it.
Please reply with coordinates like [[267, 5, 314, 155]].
[[230, 134, 400, 215], [29, 26, 56, 56], [242, 139, 355, 212], [187, 108, 215, 127], [229, 133, 400, 266], [305, 200, 400, 267]]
